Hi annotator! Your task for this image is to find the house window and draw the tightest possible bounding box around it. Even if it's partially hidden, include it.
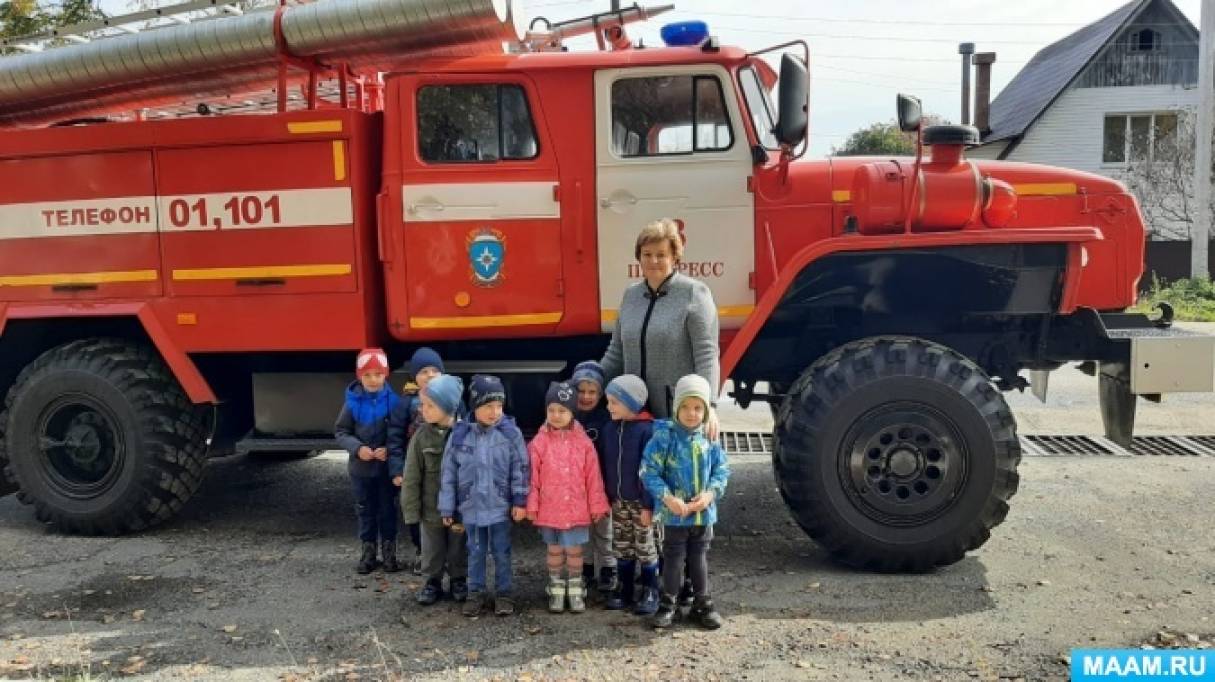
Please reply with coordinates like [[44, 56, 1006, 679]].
[[610, 74, 734, 157], [1128, 28, 1160, 52], [417, 84, 538, 163], [1102, 112, 1178, 163]]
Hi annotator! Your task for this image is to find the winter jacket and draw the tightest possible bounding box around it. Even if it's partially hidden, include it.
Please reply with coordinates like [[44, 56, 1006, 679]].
[[386, 390, 421, 479], [438, 416, 530, 527], [600, 272, 720, 418], [601, 413, 655, 507], [400, 420, 454, 526], [334, 382, 401, 478], [641, 419, 729, 527], [575, 404, 610, 447], [526, 422, 610, 530]]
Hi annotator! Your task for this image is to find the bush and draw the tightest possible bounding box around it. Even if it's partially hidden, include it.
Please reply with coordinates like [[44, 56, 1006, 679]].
[[1134, 275, 1215, 322]]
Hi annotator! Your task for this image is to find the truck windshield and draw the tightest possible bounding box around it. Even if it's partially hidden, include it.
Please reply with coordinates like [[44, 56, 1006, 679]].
[[739, 66, 779, 150]]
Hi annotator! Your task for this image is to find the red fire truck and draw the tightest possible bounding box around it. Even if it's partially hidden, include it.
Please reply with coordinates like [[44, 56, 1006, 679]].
[[0, 1, 1211, 571]]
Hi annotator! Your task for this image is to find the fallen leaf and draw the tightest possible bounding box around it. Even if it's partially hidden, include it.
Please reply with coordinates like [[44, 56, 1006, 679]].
[[222, 625, 237, 633], [132, 609, 145, 622], [192, 587, 206, 594]]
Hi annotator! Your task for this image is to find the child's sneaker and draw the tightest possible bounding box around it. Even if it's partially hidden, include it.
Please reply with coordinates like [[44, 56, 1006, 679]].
[[462, 592, 486, 617], [449, 577, 469, 602], [416, 578, 442, 606], [690, 596, 723, 630], [566, 577, 586, 613], [356, 542, 378, 575], [494, 595, 515, 616], [546, 576, 566, 613]]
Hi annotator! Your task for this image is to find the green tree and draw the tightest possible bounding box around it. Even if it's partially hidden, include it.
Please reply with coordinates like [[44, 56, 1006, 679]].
[[2, 0, 105, 52], [831, 120, 915, 156]]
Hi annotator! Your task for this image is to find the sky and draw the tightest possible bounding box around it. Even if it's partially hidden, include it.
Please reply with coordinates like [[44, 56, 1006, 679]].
[[90, 0, 1203, 157]]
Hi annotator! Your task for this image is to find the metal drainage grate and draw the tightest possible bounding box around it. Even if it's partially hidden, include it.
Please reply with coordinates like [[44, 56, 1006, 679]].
[[720, 431, 774, 456], [1123, 436, 1204, 457], [1022, 435, 1117, 456]]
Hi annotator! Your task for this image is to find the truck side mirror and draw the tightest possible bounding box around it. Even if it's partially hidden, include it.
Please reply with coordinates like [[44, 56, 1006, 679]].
[[897, 93, 922, 132], [774, 53, 808, 147]]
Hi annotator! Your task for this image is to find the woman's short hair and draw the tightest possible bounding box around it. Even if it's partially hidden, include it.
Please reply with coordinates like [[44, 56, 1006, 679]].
[[634, 218, 684, 262]]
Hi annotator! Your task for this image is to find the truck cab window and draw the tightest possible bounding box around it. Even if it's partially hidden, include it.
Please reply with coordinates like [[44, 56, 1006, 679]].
[[611, 74, 733, 157], [739, 66, 778, 150], [417, 84, 538, 163]]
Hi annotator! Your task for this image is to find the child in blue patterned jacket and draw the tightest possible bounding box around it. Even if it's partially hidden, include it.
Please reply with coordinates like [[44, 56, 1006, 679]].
[[641, 374, 730, 630], [438, 374, 530, 618]]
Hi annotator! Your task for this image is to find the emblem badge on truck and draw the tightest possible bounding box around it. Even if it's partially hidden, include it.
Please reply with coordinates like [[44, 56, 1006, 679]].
[[467, 227, 507, 288]]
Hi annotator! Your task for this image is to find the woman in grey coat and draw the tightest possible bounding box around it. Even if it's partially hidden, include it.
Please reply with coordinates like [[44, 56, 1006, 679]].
[[600, 218, 720, 426], [599, 217, 722, 608]]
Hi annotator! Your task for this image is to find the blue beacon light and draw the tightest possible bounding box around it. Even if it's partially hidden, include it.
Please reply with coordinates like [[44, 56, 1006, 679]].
[[660, 21, 709, 47]]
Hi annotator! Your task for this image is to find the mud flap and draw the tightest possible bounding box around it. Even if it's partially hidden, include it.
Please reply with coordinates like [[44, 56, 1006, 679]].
[[1098, 361, 1136, 447]]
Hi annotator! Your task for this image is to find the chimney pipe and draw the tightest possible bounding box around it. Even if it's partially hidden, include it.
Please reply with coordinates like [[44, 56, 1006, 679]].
[[973, 52, 997, 134], [959, 42, 975, 125]]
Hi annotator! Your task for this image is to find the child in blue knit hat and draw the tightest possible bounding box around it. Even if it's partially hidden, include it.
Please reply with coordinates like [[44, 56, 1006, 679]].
[[389, 346, 447, 574], [570, 360, 616, 596], [439, 374, 530, 617]]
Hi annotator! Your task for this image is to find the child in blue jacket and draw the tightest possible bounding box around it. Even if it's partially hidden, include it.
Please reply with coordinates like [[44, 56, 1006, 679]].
[[335, 348, 401, 575], [438, 375, 530, 618], [642, 374, 730, 630]]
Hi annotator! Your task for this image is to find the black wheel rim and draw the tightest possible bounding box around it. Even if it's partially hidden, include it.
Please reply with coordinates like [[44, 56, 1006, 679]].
[[36, 394, 126, 499], [839, 402, 968, 527]]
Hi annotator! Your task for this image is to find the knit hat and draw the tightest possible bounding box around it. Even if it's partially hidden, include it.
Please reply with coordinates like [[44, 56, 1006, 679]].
[[469, 374, 506, 409], [672, 374, 713, 426], [545, 381, 578, 415], [409, 347, 444, 376], [570, 360, 606, 390], [423, 374, 463, 417], [606, 374, 648, 415], [356, 348, 389, 378]]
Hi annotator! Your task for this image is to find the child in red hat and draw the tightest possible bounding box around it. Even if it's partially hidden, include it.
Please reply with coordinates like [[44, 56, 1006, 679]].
[[335, 348, 402, 574]]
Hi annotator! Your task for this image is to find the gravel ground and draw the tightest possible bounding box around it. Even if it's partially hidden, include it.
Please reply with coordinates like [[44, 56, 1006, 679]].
[[2, 446, 1213, 680], [1, 323, 1213, 680]]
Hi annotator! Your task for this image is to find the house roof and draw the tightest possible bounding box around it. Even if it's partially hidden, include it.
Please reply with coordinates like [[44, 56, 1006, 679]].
[[982, 0, 1149, 145]]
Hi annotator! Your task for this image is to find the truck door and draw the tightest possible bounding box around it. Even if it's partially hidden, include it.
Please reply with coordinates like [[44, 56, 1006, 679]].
[[390, 75, 564, 338], [594, 65, 755, 331]]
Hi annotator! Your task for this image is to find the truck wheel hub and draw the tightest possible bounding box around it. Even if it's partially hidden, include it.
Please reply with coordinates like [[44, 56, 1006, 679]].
[[37, 398, 125, 497]]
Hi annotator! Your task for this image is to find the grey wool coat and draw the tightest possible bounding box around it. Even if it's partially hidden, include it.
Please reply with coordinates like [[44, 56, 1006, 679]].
[[601, 272, 720, 418]]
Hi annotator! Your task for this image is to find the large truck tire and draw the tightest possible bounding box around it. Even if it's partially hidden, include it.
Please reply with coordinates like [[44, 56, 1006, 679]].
[[0, 339, 209, 534], [773, 337, 1020, 572]]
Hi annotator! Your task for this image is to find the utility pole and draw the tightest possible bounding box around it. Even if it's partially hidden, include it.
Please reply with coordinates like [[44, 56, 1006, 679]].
[[1193, 0, 1214, 279]]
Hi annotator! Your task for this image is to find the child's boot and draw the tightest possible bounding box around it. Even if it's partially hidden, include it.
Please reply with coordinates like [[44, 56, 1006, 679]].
[[381, 540, 401, 573], [651, 593, 678, 629], [462, 592, 486, 617], [678, 577, 695, 610], [633, 563, 660, 616], [690, 595, 723, 630], [357, 542, 377, 574], [598, 566, 617, 594], [566, 577, 586, 613], [606, 560, 635, 610], [546, 575, 566, 613], [416, 578, 443, 605], [449, 577, 469, 602]]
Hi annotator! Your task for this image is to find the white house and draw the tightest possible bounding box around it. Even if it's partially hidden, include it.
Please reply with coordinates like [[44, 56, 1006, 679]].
[[970, 0, 1199, 240]]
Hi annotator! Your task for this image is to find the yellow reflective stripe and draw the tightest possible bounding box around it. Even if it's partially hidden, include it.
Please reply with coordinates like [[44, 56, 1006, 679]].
[[832, 190, 851, 203], [1013, 182, 1077, 196], [286, 120, 343, 134], [603, 305, 752, 323], [0, 269, 157, 287], [332, 140, 347, 182], [172, 264, 352, 280], [410, 312, 563, 329]]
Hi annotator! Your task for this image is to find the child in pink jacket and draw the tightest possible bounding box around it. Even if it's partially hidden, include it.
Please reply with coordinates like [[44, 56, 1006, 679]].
[[527, 381, 610, 614]]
